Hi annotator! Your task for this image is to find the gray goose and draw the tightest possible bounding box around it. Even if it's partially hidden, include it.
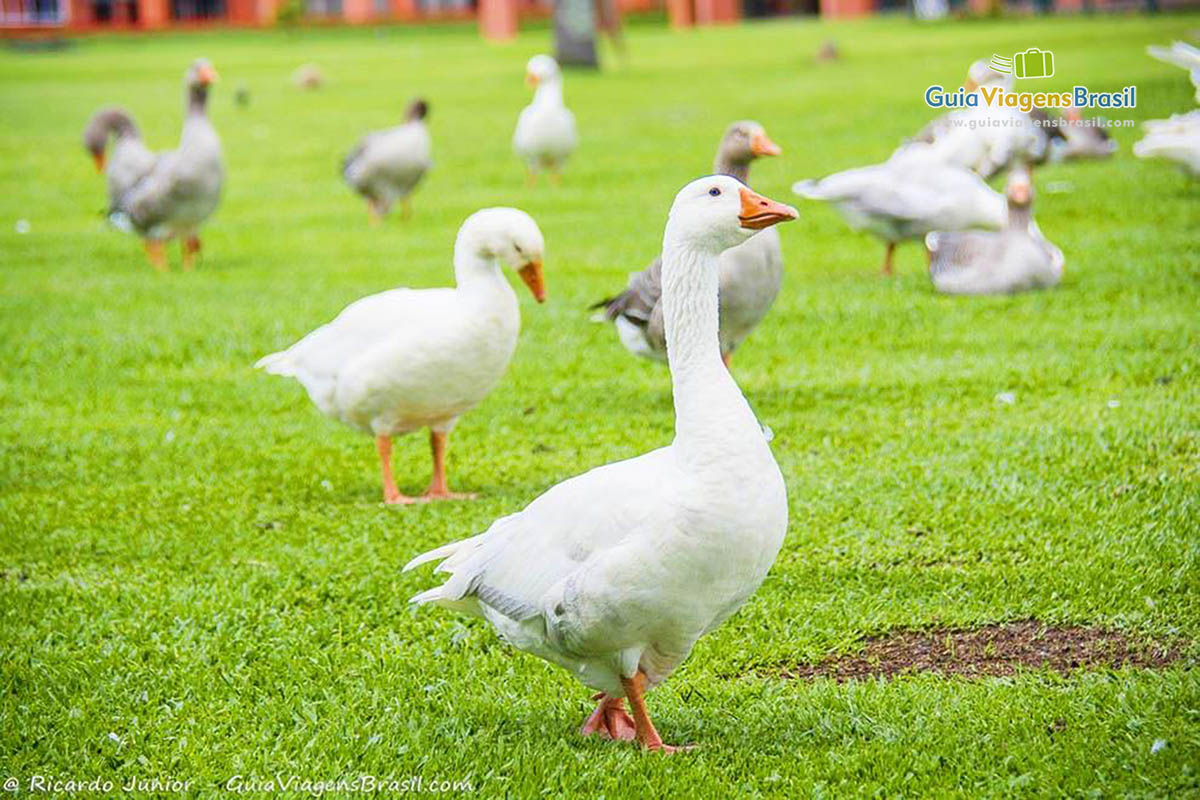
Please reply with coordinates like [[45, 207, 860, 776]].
[[594, 121, 783, 368], [343, 99, 432, 223], [89, 59, 223, 272], [927, 165, 1064, 295]]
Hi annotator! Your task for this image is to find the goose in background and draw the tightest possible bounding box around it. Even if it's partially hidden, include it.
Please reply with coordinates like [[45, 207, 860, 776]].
[[927, 165, 1064, 295], [343, 99, 432, 222], [86, 59, 223, 271], [404, 176, 798, 751], [513, 55, 578, 186], [594, 121, 784, 367], [1052, 107, 1118, 162], [1134, 111, 1200, 178], [793, 146, 1006, 275], [256, 209, 547, 505], [1147, 41, 1200, 104]]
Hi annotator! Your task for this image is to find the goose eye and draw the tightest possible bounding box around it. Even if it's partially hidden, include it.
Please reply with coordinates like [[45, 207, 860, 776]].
[[708, 187, 721, 197]]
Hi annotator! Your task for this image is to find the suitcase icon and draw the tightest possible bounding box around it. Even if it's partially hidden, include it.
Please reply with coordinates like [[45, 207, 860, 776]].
[[1013, 48, 1055, 79]]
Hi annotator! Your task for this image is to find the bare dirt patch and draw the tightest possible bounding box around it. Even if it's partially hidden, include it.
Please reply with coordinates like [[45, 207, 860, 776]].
[[777, 621, 1185, 682]]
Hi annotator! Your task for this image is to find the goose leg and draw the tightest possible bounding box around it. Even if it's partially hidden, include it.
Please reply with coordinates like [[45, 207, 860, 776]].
[[376, 435, 416, 505], [422, 430, 477, 501], [145, 241, 167, 272], [881, 242, 896, 277], [621, 671, 688, 753], [401, 197, 412, 220], [182, 236, 201, 271], [368, 200, 383, 226], [580, 692, 636, 741]]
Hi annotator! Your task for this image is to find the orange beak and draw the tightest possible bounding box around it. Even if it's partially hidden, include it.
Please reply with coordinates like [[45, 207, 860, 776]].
[[92, 151, 105, 172], [518, 260, 546, 302], [963, 77, 979, 92], [1009, 183, 1031, 205], [750, 131, 782, 157], [738, 187, 798, 230], [525, 71, 539, 88], [197, 64, 219, 85]]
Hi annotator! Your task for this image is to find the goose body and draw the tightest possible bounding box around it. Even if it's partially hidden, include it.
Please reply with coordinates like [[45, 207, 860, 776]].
[[83, 109, 157, 209], [513, 55, 577, 182], [793, 147, 1005, 274], [928, 167, 1064, 295], [343, 99, 432, 221], [1147, 41, 1200, 104], [598, 122, 784, 365], [87, 59, 223, 270], [256, 208, 547, 504], [406, 176, 798, 750], [1135, 111, 1200, 178]]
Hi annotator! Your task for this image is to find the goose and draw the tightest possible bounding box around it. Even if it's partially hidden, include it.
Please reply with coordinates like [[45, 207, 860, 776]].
[[404, 175, 797, 751], [83, 108, 156, 212], [513, 55, 578, 185], [594, 121, 784, 367], [255, 209, 547, 505], [1052, 107, 1117, 161], [792, 147, 1006, 275], [1134, 111, 1200, 178], [927, 165, 1064, 295], [343, 98, 432, 222], [86, 59, 223, 272], [1147, 41, 1200, 104]]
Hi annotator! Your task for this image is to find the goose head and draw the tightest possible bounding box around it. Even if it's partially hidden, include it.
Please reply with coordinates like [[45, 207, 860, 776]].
[[525, 54, 561, 88], [717, 121, 782, 169], [964, 59, 1013, 92], [459, 208, 547, 302], [666, 175, 798, 255], [186, 58, 219, 89], [406, 98, 429, 123], [1006, 164, 1033, 208]]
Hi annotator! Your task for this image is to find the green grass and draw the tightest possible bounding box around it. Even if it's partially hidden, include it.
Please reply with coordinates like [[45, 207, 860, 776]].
[[2, 13, 1199, 798]]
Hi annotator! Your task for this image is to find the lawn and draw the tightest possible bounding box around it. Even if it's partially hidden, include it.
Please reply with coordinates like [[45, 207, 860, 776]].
[[2, 11, 1198, 798]]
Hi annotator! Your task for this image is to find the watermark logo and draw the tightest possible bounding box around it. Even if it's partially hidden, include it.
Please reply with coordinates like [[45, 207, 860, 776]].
[[989, 48, 1056, 80]]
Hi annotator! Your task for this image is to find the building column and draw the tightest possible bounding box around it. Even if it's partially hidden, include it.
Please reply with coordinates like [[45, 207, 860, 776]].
[[138, 0, 169, 28], [819, 0, 873, 17], [343, 0, 374, 22], [391, 0, 417, 20], [479, 0, 517, 40], [666, 0, 692, 27], [693, 0, 737, 23]]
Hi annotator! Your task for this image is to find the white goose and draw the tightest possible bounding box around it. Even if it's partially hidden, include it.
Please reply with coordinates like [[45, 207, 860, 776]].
[[513, 55, 578, 185], [793, 147, 1006, 275], [256, 209, 547, 504], [405, 176, 797, 751]]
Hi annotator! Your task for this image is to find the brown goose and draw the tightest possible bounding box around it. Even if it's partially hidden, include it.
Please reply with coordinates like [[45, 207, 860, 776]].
[[594, 121, 783, 368], [88, 59, 223, 272], [343, 99, 432, 223], [927, 165, 1064, 295]]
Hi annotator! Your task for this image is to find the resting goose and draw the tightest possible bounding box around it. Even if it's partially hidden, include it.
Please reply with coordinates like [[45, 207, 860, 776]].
[[405, 176, 797, 751], [343, 98, 432, 222], [1053, 107, 1117, 161], [256, 209, 547, 504], [594, 121, 784, 367], [513, 55, 578, 185], [88, 59, 223, 272], [927, 165, 1064, 295], [792, 147, 1006, 275]]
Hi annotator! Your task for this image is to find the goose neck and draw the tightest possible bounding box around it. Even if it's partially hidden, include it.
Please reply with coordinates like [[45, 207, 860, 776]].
[[661, 237, 758, 457], [187, 85, 210, 117], [533, 80, 564, 107], [713, 153, 751, 184]]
